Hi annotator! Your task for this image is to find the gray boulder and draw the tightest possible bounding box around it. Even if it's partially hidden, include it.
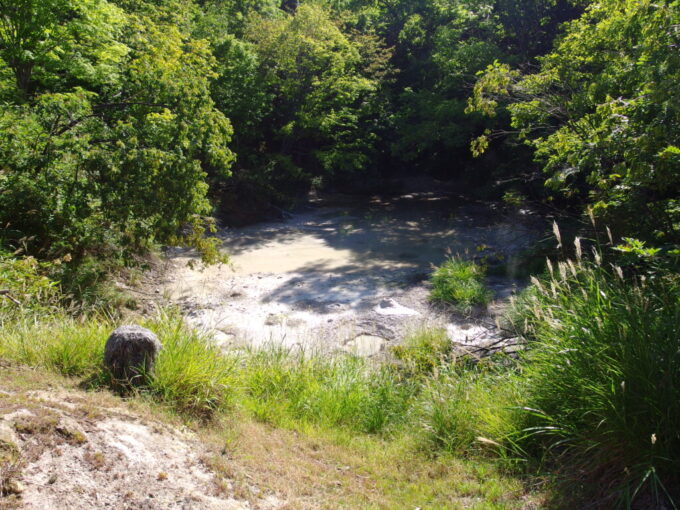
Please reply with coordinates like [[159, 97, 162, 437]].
[[104, 325, 162, 386]]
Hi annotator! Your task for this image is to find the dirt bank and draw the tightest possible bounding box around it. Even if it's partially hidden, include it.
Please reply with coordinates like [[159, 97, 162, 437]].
[[0, 368, 283, 510]]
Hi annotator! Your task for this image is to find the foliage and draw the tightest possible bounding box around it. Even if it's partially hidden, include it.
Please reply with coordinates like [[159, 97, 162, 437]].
[[237, 3, 388, 192], [0, 254, 60, 322], [0, 0, 234, 265], [429, 256, 492, 311], [469, 0, 680, 245], [511, 256, 680, 507], [322, 0, 582, 180]]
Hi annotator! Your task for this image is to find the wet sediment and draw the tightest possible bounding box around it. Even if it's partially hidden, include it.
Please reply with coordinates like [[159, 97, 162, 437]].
[[162, 192, 545, 356]]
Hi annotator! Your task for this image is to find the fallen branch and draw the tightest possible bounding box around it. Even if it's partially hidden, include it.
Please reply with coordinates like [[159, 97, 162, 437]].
[[0, 290, 21, 305]]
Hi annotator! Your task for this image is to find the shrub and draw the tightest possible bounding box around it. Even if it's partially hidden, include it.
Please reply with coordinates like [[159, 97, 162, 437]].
[[512, 258, 680, 508], [392, 328, 452, 377], [0, 255, 60, 322], [429, 256, 492, 312]]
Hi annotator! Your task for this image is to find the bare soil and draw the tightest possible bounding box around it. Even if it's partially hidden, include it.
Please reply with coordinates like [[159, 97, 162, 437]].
[[0, 368, 282, 510]]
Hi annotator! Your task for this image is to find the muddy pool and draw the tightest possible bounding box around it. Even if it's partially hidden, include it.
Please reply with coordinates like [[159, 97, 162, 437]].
[[161, 192, 546, 356]]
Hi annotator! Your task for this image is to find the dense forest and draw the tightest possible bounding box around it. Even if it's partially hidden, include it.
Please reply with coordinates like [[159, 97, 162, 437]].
[[2, 0, 677, 267], [1, 0, 679, 508]]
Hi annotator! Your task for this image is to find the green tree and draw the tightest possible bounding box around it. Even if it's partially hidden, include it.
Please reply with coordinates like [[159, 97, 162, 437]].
[[224, 3, 388, 197], [0, 0, 234, 261], [0, 0, 128, 95], [469, 0, 680, 243]]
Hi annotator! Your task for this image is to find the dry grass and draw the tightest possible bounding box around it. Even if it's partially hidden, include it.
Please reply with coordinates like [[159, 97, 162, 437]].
[[202, 416, 541, 509]]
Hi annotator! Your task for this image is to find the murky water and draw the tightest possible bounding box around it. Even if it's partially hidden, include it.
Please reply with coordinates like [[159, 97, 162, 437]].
[[163, 192, 545, 355]]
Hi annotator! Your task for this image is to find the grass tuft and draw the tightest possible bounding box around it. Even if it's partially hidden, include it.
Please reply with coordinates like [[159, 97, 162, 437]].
[[429, 256, 492, 312], [0, 311, 235, 419], [511, 259, 680, 507], [414, 361, 522, 457], [235, 346, 413, 434], [143, 313, 236, 418]]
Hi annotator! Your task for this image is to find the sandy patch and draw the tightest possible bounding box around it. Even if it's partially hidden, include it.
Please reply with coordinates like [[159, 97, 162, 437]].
[[0, 388, 284, 510]]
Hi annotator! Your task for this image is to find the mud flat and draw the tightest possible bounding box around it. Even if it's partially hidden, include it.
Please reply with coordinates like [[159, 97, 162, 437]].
[[161, 193, 545, 356]]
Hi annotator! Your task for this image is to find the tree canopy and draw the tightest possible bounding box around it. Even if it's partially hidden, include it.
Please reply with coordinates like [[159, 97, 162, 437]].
[[469, 0, 679, 244], [1, 0, 677, 264]]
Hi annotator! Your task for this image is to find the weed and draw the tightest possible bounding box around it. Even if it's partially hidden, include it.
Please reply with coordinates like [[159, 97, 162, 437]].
[[84, 450, 106, 470], [429, 256, 492, 312], [391, 328, 452, 377]]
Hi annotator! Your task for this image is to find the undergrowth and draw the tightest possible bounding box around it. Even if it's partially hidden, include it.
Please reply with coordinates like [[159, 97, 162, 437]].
[[0, 312, 519, 452], [2, 245, 679, 508], [510, 255, 680, 508]]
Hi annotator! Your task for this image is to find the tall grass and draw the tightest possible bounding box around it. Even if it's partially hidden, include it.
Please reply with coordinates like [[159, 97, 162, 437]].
[[229, 332, 521, 455], [414, 361, 522, 457], [0, 311, 235, 418], [429, 256, 492, 312], [0, 314, 518, 455], [511, 256, 680, 507], [142, 313, 235, 417], [235, 346, 414, 434], [7, 251, 677, 508], [0, 317, 108, 376]]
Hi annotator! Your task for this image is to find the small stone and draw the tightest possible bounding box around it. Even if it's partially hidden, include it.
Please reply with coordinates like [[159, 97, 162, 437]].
[[104, 325, 162, 387]]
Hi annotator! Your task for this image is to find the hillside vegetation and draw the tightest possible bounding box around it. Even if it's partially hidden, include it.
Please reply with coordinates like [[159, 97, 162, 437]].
[[1, 0, 679, 508]]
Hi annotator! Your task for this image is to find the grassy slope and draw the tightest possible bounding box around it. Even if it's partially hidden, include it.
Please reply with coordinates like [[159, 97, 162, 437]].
[[0, 316, 540, 509], [4, 250, 676, 508], [0, 364, 540, 509]]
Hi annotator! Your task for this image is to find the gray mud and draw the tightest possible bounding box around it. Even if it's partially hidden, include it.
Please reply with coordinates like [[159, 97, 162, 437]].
[[161, 192, 545, 356]]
